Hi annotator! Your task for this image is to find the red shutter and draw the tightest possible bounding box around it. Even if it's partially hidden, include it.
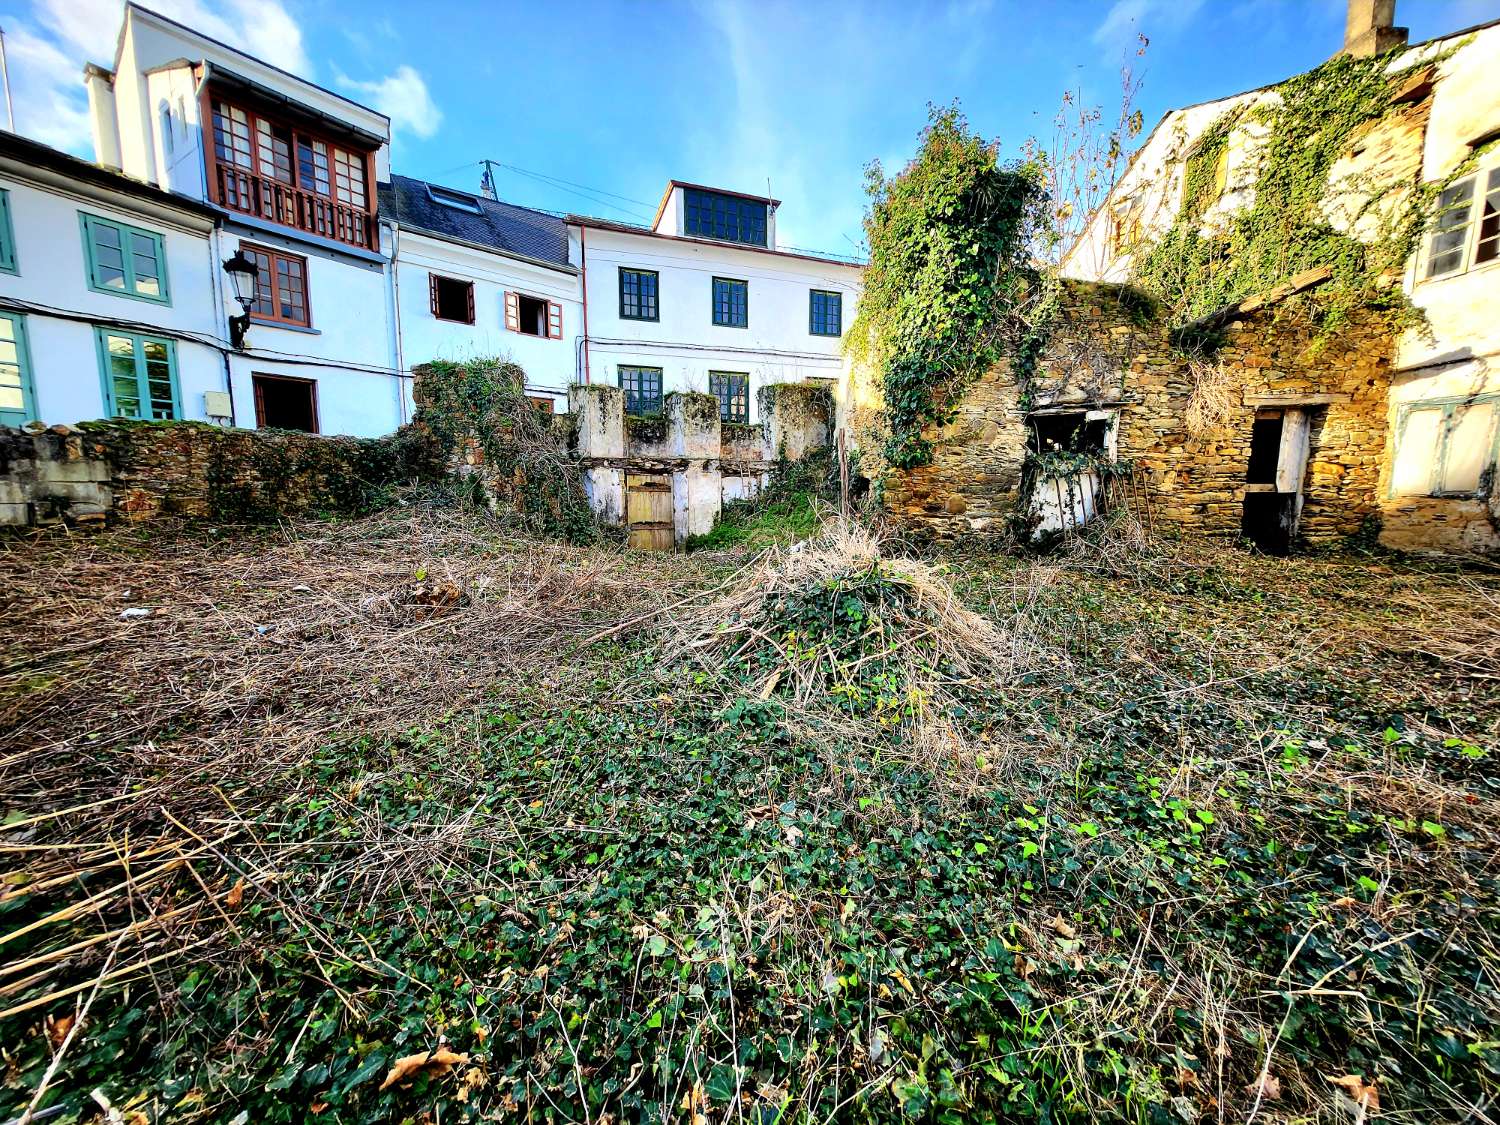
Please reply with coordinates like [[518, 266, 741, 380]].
[[429, 273, 439, 316], [547, 301, 563, 340], [504, 291, 520, 332], [465, 282, 475, 325]]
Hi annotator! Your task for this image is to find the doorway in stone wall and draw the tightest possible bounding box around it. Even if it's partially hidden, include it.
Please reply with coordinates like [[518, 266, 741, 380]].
[[1240, 406, 1318, 554], [253, 373, 319, 433]]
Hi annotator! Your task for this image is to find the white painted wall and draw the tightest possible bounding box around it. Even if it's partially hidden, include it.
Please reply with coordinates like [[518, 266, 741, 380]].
[[576, 225, 861, 421], [390, 227, 582, 409], [0, 170, 225, 426]]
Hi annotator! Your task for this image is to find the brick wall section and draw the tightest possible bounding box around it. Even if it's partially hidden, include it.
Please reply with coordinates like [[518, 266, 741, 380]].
[[0, 421, 439, 527], [884, 281, 1398, 547]]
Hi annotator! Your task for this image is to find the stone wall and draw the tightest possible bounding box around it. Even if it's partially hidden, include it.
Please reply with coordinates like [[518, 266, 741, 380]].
[[0, 421, 438, 528], [882, 281, 1400, 549]]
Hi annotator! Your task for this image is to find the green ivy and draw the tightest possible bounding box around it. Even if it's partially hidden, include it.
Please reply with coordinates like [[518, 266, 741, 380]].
[[852, 103, 1052, 469], [413, 359, 602, 544], [1134, 46, 1466, 347]]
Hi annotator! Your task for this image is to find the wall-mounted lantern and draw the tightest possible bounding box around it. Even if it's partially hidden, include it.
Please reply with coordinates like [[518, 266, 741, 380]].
[[222, 250, 259, 350]]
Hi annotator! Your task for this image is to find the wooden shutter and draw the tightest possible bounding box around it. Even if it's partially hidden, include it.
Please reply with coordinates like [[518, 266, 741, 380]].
[[504, 291, 520, 332], [465, 282, 475, 325], [429, 273, 440, 316], [547, 301, 563, 339]]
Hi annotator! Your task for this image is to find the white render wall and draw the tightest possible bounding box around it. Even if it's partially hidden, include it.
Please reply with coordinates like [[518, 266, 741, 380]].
[[0, 171, 226, 426], [576, 226, 861, 421], [390, 228, 583, 409]]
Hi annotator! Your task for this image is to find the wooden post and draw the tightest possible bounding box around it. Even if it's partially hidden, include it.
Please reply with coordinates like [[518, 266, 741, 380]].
[[837, 427, 850, 519]]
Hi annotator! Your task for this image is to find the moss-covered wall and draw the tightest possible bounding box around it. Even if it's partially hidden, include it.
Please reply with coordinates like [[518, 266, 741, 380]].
[[0, 420, 440, 528]]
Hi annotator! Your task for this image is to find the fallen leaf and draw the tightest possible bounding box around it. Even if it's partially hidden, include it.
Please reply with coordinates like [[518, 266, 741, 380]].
[[1175, 1068, 1199, 1090], [1329, 1074, 1380, 1113], [1013, 953, 1036, 980], [47, 1014, 75, 1046], [1330, 896, 1360, 910], [378, 1047, 470, 1090], [1245, 1072, 1281, 1102], [309, 1102, 329, 1115], [225, 878, 245, 909], [1049, 915, 1078, 940]]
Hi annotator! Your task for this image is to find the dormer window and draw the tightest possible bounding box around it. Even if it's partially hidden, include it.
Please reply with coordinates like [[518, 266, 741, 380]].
[[427, 185, 483, 214], [684, 188, 768, 247]]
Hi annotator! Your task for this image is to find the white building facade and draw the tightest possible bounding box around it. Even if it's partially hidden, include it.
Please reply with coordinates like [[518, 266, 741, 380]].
[[81, 3, 405, 437], [570, 182, 862, 423], [382, 175, 582, 413]]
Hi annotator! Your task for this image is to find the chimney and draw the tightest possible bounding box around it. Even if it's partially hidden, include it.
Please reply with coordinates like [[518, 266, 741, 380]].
[[1343, 0, 1407, 58]]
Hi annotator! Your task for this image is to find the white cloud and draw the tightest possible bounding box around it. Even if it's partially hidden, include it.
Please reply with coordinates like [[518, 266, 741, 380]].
[[337, 65, 442, 141], [2, 0, 312, 153]]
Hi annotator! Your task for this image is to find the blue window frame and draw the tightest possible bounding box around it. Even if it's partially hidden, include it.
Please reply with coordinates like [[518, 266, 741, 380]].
[[81, 213, 170, 304], [619, 365, 663, 415], [619, 268, 659, 321], [0, 188, 16, 275], [810, 289, 842, 336], [712, 277, 748, 328], [0, 313, 36, 426], [683, 189, 768, 247], [96, 328, 180, 420]]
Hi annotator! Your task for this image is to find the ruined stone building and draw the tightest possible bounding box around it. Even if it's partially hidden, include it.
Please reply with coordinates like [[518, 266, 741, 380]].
[[882, 1, 1500, 558]]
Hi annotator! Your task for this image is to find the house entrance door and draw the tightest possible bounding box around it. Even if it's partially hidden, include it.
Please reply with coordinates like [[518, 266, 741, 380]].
[[1241, 407, 1314, 554], [626, 472, 675, 551]]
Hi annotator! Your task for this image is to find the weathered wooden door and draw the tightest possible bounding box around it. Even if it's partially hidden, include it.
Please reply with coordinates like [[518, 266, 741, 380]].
[[626, 472, 675, 551]]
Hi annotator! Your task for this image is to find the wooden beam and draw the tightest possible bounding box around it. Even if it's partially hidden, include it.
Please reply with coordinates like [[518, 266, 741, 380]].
[[1244, 392, 1352, 406]]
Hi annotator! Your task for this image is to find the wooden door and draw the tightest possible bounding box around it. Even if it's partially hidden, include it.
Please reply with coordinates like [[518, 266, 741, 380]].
[[626, 472, 674, 551]]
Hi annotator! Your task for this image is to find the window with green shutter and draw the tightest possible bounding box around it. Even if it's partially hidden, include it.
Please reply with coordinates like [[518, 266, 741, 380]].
[[96, 329, 180, 420], [81, 213, 170, 303], [0, 189, 16, 275], [0, 313, 36, 426]]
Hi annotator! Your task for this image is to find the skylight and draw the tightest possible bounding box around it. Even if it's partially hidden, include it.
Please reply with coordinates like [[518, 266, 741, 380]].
[[426, 185, 483, 214]]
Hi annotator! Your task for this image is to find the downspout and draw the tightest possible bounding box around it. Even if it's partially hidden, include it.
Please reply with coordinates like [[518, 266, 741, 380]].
[[579, 225, 591, 384], [385, 219, 408, 425]]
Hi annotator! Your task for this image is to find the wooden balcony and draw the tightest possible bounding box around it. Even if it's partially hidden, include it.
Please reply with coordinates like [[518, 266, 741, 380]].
[[211, 165, 375, 251]]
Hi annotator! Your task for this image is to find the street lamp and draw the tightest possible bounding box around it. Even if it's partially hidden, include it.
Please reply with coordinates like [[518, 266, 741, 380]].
[[222, 250, 259, 349]]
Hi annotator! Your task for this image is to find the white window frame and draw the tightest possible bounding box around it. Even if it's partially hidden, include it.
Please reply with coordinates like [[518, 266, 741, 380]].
[[1420, 162, 1500, 282], [1390, 394, 1500, 498]]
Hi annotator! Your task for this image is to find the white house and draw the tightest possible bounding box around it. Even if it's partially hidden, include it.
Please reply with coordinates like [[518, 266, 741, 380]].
[[568, 182, 862, 423], [0, 130, 224, 429], [380, 174, 581, 413], [81, 3, 404, 436]]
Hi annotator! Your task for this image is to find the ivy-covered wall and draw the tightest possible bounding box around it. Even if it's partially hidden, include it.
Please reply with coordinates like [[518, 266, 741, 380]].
[[882, 280, 1403, 548]]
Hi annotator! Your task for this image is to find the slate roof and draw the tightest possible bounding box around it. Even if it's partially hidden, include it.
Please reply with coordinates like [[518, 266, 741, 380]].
[[380, 174, 572, 271]]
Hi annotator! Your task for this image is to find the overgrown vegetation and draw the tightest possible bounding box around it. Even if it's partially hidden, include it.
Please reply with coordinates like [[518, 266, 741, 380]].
[[851, 104, 1053, 470], [1133, 47, 1466, 344], [3, 509, 1497, 1124], [684, 451, 834, 552], [414, 358, 601, 543]]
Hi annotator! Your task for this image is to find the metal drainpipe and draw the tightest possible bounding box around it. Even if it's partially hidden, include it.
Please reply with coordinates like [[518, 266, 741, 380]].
[[385, 220, 408, 425], [579, 226, 591, 384]]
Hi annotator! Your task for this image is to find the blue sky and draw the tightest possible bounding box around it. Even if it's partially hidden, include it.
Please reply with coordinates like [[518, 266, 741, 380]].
[[5, 0, 1499, 255]]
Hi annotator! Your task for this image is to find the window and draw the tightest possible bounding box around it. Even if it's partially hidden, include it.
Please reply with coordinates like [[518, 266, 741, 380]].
[[1424, 168, 1500, 279], [427, 185, 483, 214], [0, 188, 16, 274], [619, 268, 659, 321], [253, 373, 319, 432], [430, 274, 475, 324], [1391, 397, 1499, 497], [1109, 207, 1142, 257], [1028, 411, 1108, 456], [709, 372, 749, 423], [712, 277, 748, 327], [619, 366, 663, 415], [809, 290, 842, 336], [684, 189, 768, 246], [96, 329, 179, 420], [0, 313, 36, 427], [527, 396, 555, 415], [208, 95, 375, 248], [683, 189, 769, 246], [505, 291, 563, 339], [242, 244, 310, 327], [81, 214, 169, 303]]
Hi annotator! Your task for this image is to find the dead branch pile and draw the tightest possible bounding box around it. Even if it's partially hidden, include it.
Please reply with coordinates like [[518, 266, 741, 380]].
[[669, 520, 1056, 783]]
